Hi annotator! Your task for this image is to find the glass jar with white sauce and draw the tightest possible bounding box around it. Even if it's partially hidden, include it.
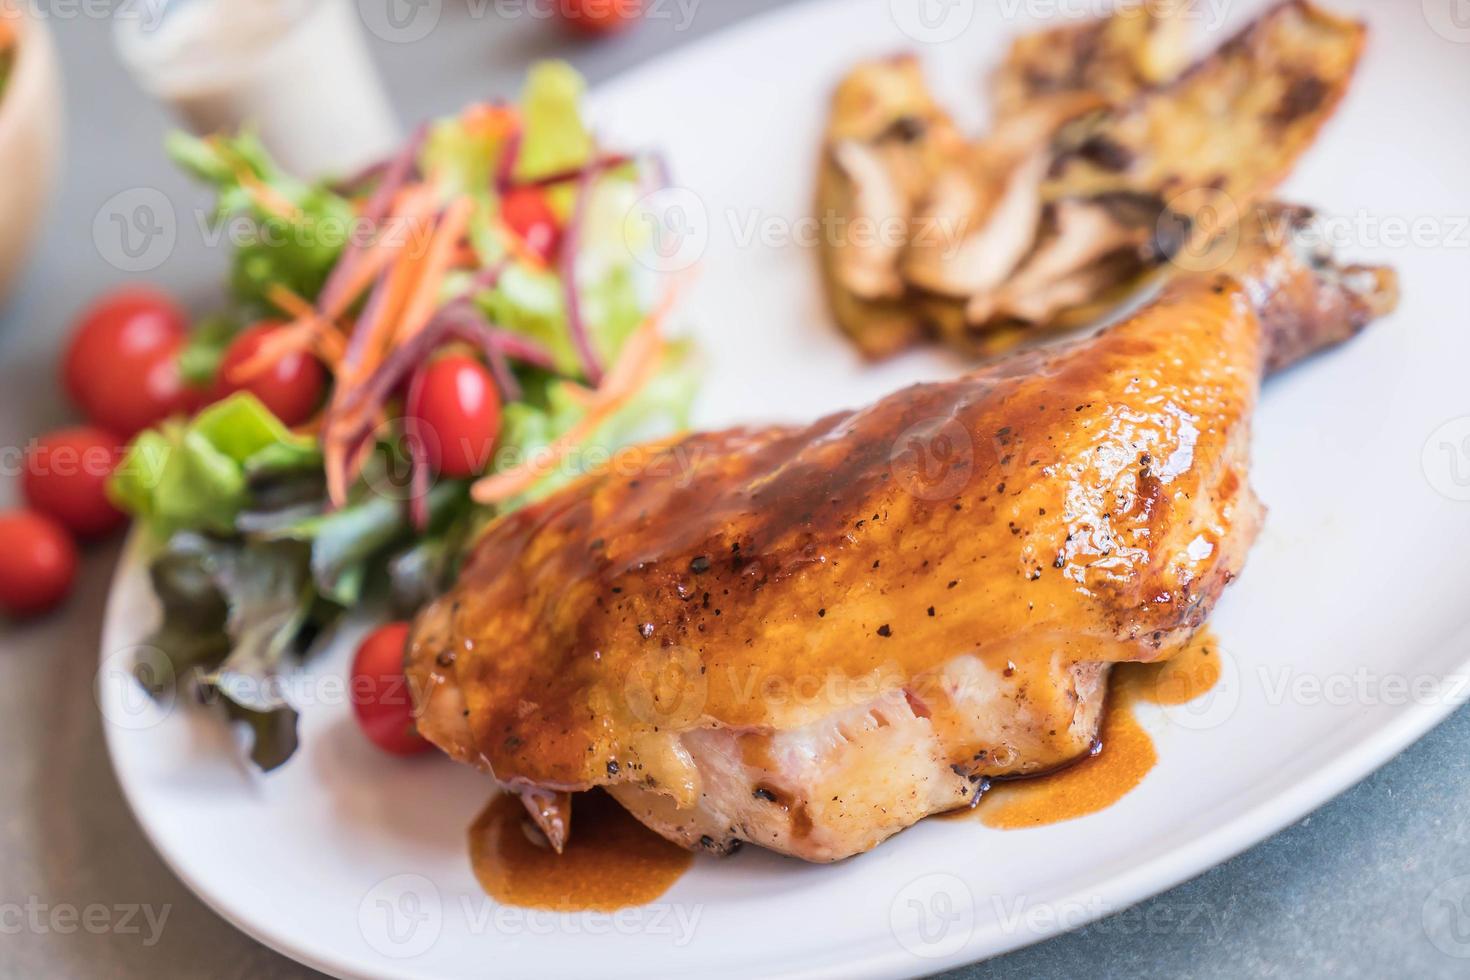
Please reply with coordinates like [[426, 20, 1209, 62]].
[[114, 0, 401, 179]]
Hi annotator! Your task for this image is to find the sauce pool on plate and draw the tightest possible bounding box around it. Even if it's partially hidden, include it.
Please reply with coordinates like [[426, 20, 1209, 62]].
[[967, 630, 1222, 830], [470, 789, 692, 911], [1128, 629, 1223, 707]]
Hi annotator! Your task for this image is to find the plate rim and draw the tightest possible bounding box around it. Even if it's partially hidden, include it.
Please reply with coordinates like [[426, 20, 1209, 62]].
[[99, 0, 1467, 977], [101, 520, 1470, 980]]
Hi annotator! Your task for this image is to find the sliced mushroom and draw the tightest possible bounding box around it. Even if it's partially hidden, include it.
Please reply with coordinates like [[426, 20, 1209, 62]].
[[816, 55, 967, 357], [903, 94, 1104, 299], [990, 253, 1143, 326], [967, 198, 1153, 325], [903, 149, 1046, 298], [828, 140, 913, 301]]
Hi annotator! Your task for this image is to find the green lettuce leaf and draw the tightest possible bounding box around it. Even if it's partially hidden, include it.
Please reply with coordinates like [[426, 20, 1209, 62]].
[[140, 532, 313, 771], [259, 476, 469, 606], [480, 258, 649, 378], [109, 394, 320, 536], [422, 115, 502, 202], [515, 60, 594, 181], [495, 338, 699, 506], [168, 130, 356, 308]]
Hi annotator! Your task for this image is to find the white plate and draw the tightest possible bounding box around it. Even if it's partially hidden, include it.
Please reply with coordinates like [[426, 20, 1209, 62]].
[[101, 1, 1470, 977]]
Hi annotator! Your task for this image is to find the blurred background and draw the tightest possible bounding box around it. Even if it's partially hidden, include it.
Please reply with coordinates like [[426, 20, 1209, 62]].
[[2, 2, 1468, 978]]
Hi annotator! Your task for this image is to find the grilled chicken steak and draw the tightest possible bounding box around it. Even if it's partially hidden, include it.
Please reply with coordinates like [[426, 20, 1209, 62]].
[[408, 205, 1397, 861]]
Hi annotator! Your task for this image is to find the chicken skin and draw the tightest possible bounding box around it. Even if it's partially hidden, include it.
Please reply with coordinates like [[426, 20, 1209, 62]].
[[407, 205, 1397, 861]]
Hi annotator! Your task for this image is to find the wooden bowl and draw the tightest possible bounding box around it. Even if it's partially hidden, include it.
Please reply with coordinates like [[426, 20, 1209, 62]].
[[0, 4, 62, 311]]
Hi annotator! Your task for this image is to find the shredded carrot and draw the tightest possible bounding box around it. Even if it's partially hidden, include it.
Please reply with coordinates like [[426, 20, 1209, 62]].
[[323, 438, 349, 508], [324, 184, 442, 318], [313, 326, 347, 366], [235, 185, 442, 388], [227, 284, 329, 383], [232, 186, 446, 383], [470, 281, 682, 506], [496, 221, 550, 272], [461, 103, 521, 140], [230, 321, 311, 383], [397, 196, 475, 342], [557, 381, 598, 410], [228, 162, 301, 222], [316, 204, 441, 507], [354, 233, 427, 375], [291, 413, 326, 438], [265, 284, 317, 320]]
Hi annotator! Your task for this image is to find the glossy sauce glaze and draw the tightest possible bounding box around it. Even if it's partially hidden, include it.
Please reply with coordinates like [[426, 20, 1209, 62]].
[[469, 790, 692, 911], [965, 630, 1220, 830], [412, 280, 1265, 793]]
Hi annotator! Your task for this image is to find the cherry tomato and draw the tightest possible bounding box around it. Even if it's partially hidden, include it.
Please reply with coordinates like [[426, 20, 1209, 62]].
[[501, 186, 562, 262], [0, 511, 78, 619], [21, 427, 127, 539], [213, 322, 327, 427], [557, 0, 643, 35], [63, 287, 193, 436], [405, 354, 502, 479], [350, 622, 431, 755]]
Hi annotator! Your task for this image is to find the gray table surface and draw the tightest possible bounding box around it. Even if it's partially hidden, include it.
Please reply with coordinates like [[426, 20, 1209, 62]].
[[2, 3, 1468, 978]]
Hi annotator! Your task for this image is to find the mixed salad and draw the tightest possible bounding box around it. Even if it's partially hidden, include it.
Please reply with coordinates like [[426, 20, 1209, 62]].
[[83, 62, 696, 768]]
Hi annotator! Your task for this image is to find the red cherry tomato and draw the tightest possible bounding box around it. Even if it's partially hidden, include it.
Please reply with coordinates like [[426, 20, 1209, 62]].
[[0, 511, 78, 619], [501, 186, 562, 262], [405, 354, 502, 479], [213, 322, 327, 427], [21, 427, 127, 539], [557, 0, 643, 35], [350, 622, 431, 755], [63, 287, 193, 436]]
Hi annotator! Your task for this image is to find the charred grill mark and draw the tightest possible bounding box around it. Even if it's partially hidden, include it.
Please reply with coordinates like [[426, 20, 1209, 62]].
[[879, 115, 927, 143], [1074, 133, 1135, 172], [1273, 74, 1328, 126]]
